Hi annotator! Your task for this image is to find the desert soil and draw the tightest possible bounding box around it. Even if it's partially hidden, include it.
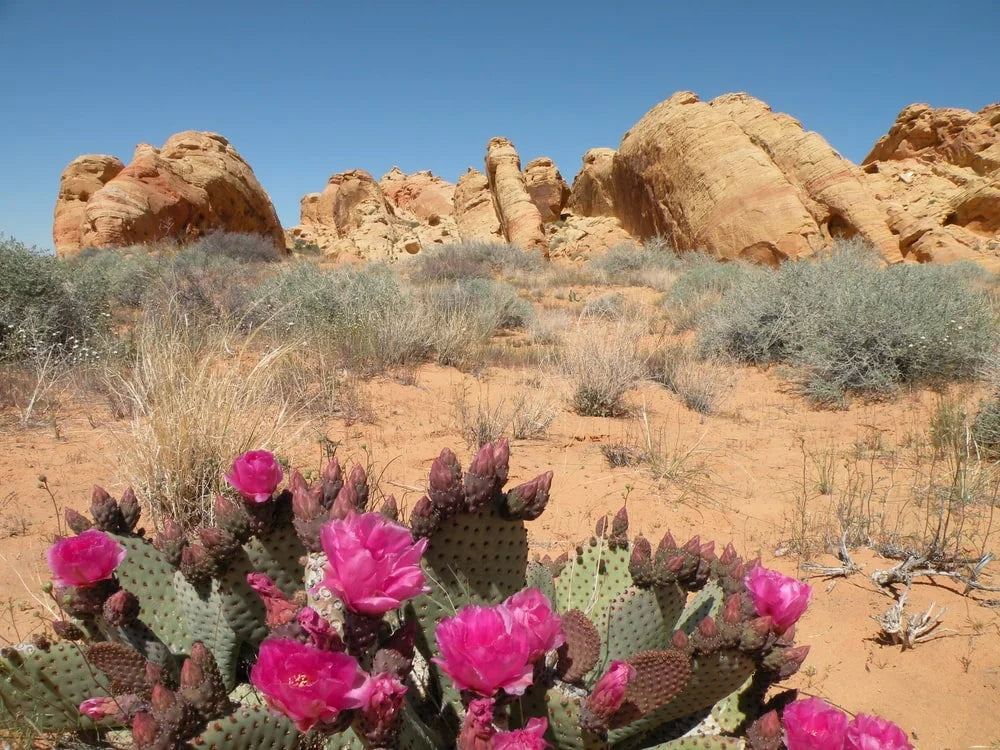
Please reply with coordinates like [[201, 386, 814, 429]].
[[1, 359, 997, 748]]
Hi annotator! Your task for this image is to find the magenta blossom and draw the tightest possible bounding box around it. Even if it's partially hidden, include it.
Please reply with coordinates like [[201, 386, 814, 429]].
[[503, 588, 565, 662], [433, 605, 534, 697], [78, 696, 124, 722], [224, 450, 283, 503], [47, 529, 126, 588], [359, 672, 407, 735], [845, 714, 913, 750], [587, 660, 636, 718], [743, 566, 812, 632], [492, 717, 551, 749], [250, 638, 368, 732], [782, 697, 848, 750], [459, 697, 496, 750], [319, 512, 429, 616]]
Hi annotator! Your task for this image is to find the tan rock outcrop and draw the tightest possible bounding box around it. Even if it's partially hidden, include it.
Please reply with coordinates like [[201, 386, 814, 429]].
[[379, 167, 456, 222], [53, 131, 284, 257], [864, 102, 1000, 175], [288, 169, 456, 258], [453, 168, 503, 242], [862, 103, 1000, 265], [567, 148, 618, 217], [484, 137, 547, 254], [52, 155, 124, 255], [524, 157, 570, 223], [548, 215, 633, 257], [712, 93, 901, 262]]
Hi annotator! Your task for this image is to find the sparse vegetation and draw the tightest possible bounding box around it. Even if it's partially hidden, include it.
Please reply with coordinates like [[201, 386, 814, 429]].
[[561, 319, 647, 417], [408, 240, 543, 282], [587, 238, 683, 289], [698, 241, 998, 405]]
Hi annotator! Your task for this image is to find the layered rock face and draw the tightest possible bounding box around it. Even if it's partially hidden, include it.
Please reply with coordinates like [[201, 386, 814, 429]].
[[567, 148, 617, 217], [52, 155, 124, 255], [454, 168, 503, 242], [288, 168, 458, 258], [861, 103, 1000, 264], [609, 92, 900, 264], [484, 137, 548, 254], [524, 157, 570, 223], [53, 131, 284, 257]]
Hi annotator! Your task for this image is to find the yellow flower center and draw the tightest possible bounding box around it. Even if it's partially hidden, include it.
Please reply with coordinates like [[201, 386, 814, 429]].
[[289, 672, 315, 688]]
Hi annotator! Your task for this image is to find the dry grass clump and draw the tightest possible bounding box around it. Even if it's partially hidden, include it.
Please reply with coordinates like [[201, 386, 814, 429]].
[[587, 239, 682, 290], [104, 304, 303, 531], [648, 343, 735, 416], [451, 383, 558, 447], [561, 318, 648, 417]]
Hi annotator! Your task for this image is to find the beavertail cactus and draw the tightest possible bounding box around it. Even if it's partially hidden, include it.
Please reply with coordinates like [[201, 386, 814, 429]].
[[2, 443, 913, 749]]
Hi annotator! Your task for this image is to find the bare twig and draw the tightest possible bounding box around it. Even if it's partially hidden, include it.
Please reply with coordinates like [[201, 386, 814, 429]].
[[802, 534, 863, 580], [872, 584, 950, 649]]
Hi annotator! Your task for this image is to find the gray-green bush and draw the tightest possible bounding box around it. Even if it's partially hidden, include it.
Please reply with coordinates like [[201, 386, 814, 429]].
[[663, 253, 753, 331], [698, 242, 998, 405], [187, 229, 283, 263], [408, 240, 543, 282]]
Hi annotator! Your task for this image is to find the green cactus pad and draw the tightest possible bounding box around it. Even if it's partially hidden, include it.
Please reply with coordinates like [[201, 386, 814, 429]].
[[112, 534, 193, 655], [676, 581, 724, 635], [519, 684, 606, 750], [0, 642, 109, 732], [601, 584, 685, 678], [645, 738, 745, 749], [526, 559, 558, 606], [190, 704, 307, 749]]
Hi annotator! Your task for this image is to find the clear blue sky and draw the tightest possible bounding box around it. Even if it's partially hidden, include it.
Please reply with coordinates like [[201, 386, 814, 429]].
[[1, 0, 997, 252]]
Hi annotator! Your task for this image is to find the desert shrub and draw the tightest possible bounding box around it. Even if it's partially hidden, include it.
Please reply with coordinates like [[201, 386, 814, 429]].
[[451, 384, 558, 447], [581, 292, 627, 319], [973, 394, 1000, 455], [648, 343, 733, 415], [409, 240, 543, 282], [562, 320, 647, 417], [68, 248, 164, 310], [0, 236, 101, 358], [423, 278, 534, 367], [588, 238, 684, 288], [187, 229, 283, 263], [663, 254, 753, 331], [250, 262, 430, 372], [144, 249, 253, 323], [698, 242, 998, 405]]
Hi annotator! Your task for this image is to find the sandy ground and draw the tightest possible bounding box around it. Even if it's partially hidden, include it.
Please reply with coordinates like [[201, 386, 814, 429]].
[[1, 359, 998, 748]]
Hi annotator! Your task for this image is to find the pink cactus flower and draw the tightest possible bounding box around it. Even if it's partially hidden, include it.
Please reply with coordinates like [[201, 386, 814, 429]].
[[845, 714, 913, 750], [224, 450, 283, 503], [492, 717, 551, 749], [296, 606, 344, 651], [359, 672, 407, 733], [587, 660, 636, 717], [47, 529, 126, 588], [743, 565, 812, 633], [319, 512, 429, 616], [503, 588, 565, 662], [433, 605, 534, 697], [250, 638, 368, 732], [78, 696, 124, 721], [782, 697, 849, 750], [246, 573, 299, 627]]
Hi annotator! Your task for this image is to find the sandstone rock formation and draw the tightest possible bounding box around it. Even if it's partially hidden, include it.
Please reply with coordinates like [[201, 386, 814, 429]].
[[52, 155, 124, 255], [53, 131, 284, 257], [379, 167, 455, 222], [454, 168, 503, 242], [610, 92, 902, 264], [484, 137, 547, 254], [567, 148, 618, 218], [861, 102, 1000, 265], [288, 168, 457, 258], [547, 215, 632, 257], [524, 157, 570, 223]]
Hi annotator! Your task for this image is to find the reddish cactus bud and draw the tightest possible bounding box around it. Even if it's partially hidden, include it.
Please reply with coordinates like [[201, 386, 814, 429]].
[[214, 495, 250, 540], [682, 535, 701, 555], [720, 542, 738, 566], [90, 486, 126, 532], [629, 535, 655, 587], [464, 443, 500, 512], [778, 645, 810, 679], [132, 712, 158, 747], [699, 541, 716, 561], [102, 589, 140, 627], [428, 448, 463, 515], [609, 506, 629, 548], [665, 555, 685, 573], [64, 508, 92, 535], [150, 684, 175, 713], [751, 616, 774, 636], [180, 543, 212, 584], [319, 457, 343, 508], [697, 616, 718, 639], [747, 709, 783, 749], [152, 520, 186, 567], [247, 573, 299, 627], [145, 661, 164, 687], [119, 488, 141, 531], [502, 471, 553, 521], [379, 494, 399, 521], [179, 656, 204, 688], [52, 619, 84, 640], [671, 630, 690, 650], [408, 496, 440, 538], [722, 594, 743, 626], [492, 438, 510, 486], [348, 464, 369, 509], [330, 482, 360, 520], [595, 515, 608, 537]]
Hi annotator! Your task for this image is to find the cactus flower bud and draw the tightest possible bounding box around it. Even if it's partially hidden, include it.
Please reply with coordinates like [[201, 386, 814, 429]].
[[464, 442, 501, 512], [699, 541, 716, 561], [145, 662, 164, 687], [214, 495, 250, 540], [428, 448, 464, 515], [379, 494, 399, 521], [458, 697, 496, 750], [587, 660, 636, 718], [682, 535, 701, 555], [747, 709, 783, 749], [53, 619, 85, 640], [150, 684, 176, 713], [357, 671, 408, 747], [408, 496, 440, 538], [629, 535, 654, 586], [722, 594, 743, 625], [79, 695, 126, 722], [594, 515, 608, 537], [697, 616, 719, 639], [179, 543, 212, 584], [179, 656, 204, 688], [131, 712, 158, 746], [102, 589, 140, 627], [118, 488, 141, 531], [90, 485, 126, 531], [296, 607, 344, 652], [152, 520, 186, 567], [290, 471, 322, 520], [502, 471, 553, 521], [319, 457, 344, 508], [64, 508, 92, 534], [492, 438, 510, 486], [609, 506, 629, 547], [720, 542, 738, 566], [330, 482, 360, 520], [776, 645, 810, 679], [671, 630, 689, 650]]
